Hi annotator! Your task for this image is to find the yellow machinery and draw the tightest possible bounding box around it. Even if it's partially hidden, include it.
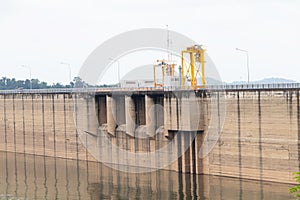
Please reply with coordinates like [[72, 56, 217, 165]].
[[153, 60, 176, 88], [181, 45, 206, 89], [153, 45, 206, 89]]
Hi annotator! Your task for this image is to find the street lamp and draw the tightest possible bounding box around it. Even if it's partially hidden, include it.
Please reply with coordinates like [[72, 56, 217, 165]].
[[236, 48, 250, 83], [60, 62, 72, 85], [109, 58, 120, 87], [21, 65, 32, 89]]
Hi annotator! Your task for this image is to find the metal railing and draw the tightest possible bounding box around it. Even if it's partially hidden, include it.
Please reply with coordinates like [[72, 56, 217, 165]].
[[0, 88, 88, 94], [164, 83, 300, 91], [207, 83, 300, 90], [0, 83, 299, 94]]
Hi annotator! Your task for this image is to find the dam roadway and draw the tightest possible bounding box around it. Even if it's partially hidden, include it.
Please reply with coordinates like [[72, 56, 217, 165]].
[[0, 83, 299, 184]]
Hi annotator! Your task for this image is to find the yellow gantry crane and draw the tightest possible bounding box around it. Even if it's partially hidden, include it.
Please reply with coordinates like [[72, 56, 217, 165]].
[[181, 45, 206, 89], [153, 45, 206, 89], [153, 60, 175, 88]]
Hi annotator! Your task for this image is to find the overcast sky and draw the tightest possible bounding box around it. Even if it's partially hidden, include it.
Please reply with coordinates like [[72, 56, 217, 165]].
[[0, 0, 299, 84]]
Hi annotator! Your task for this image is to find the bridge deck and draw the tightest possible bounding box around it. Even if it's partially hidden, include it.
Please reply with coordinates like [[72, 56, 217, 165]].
[[0, 83, 299, 94]]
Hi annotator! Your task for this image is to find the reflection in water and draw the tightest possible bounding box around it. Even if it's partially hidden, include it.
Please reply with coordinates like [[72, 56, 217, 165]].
[[0, 151, 293, 199]]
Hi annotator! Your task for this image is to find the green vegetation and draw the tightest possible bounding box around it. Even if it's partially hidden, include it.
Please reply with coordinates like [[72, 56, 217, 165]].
[[290, 172, 300, 198], [0, 76, 73, 89], [0, 76, 116, 90]]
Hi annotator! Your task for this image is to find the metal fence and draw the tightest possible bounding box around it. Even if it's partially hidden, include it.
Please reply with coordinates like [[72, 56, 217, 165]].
[[207, 83, 300, 90], [0, 83, 299, 94], [163, 83, 300, 91]]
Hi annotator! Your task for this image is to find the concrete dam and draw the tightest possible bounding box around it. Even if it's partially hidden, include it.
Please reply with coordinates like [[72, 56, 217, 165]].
[[0, 84, 300, 184]]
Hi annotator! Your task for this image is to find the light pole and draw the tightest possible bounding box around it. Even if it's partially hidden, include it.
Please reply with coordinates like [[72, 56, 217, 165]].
[[109, 58, 120, 87], [60, 62, 72, 85], [236, 48, 250, 83], [21, 65, 32, 89]]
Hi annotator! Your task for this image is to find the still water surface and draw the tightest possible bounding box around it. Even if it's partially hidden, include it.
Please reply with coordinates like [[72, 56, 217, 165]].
[[0, 152, 293, 199]]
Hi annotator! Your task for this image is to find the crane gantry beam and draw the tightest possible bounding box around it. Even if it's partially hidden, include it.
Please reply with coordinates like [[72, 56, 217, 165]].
[[181, 45, 206, 89]]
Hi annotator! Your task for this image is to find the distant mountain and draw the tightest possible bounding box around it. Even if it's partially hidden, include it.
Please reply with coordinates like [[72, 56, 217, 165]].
[[254, 77, 298, 84], [230, 77, 298, 85]]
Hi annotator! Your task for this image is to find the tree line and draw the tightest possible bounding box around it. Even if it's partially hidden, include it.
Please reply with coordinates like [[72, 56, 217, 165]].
[[0, 76, 116, 90]]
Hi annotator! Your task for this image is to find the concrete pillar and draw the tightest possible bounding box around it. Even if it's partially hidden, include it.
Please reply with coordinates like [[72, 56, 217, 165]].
[[0, 95, 5, 151], [125, 96, 135, 137], [107, 95, 116, 136], [135, 95, 146, 126], [180, 96, 191, 130], [116, 96, 126, 126], [181, 132, 191, 173], [97, 96, 107, 126], [181, 94, 202, 131], [164, 94, 178, 137], [155, 96, 164, 127], [198, 97, 207, 131], [168, 131, 179, 172], [194, 133, 203, 174], [145, 95, 155, 137], [163, 96, 169, 138]]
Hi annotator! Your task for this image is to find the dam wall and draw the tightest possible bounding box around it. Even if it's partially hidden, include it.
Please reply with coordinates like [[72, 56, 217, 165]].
[[208, 89, 300, 183], [0, 93, 90, 161], [0, 87, 299, 183]]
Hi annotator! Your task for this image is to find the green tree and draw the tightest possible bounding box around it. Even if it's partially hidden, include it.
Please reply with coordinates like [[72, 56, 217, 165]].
[[0, 77, 6, 89], [290, 172, 300, 198], [31, 79, 40, 89], [17, 80, 25, 88], [51, 83, 64, 88], [0, 76, 106, 90], [73, 76, 86, 88], [24, 79, 30, 89], [6, 78, 17, 89], [40, 81, 48, 88]]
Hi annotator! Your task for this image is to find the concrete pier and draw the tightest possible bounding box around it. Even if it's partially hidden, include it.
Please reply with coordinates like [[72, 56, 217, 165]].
[[106, 95, 116, 136], [125, 95, 135, 137]]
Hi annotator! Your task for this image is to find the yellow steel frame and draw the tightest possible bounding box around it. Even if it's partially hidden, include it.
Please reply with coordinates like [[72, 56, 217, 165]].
[[153, 64, 164, 88], [154, 60, 176, 88], [181, 46, 206, 89]]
